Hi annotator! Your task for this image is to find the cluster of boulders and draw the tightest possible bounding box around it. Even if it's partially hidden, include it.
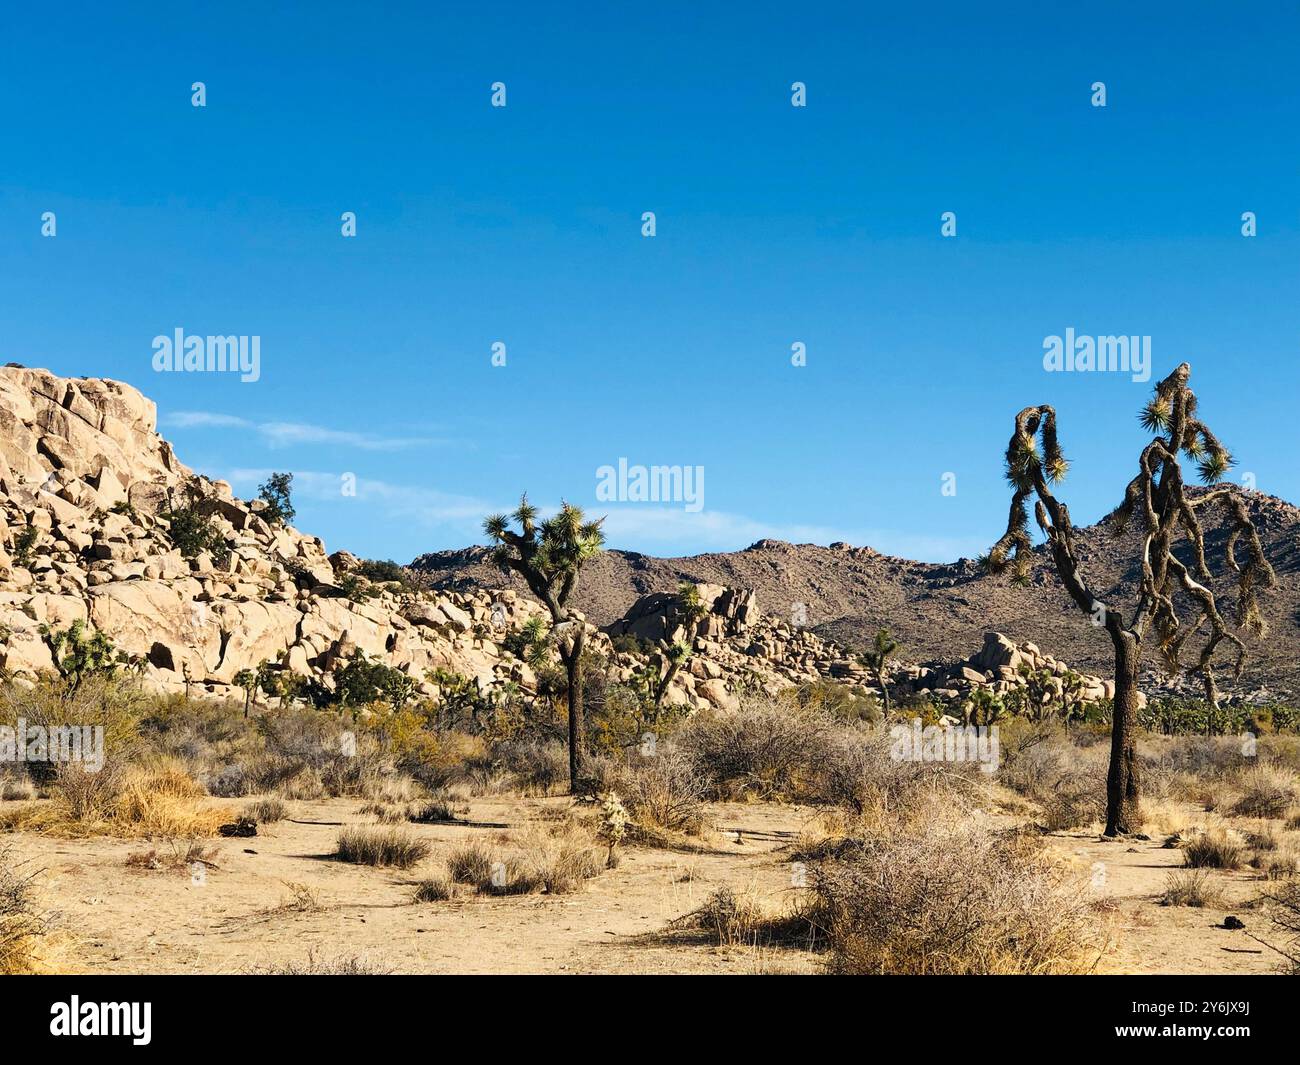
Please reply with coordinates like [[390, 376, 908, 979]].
[[893, 630, 1138, 709], [0, 365, 1131, 716], [601, 583, 873, 710]]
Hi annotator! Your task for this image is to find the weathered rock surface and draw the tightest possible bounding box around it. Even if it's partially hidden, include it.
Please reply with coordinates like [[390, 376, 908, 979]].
[[0, 365, 1145, 715]]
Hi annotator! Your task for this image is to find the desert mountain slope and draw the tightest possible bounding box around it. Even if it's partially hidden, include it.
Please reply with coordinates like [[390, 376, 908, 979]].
[[413, 491, 1300, 697]]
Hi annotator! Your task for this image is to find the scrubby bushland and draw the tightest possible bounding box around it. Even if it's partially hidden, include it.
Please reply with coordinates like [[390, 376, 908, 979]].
[[802, 818, 1105, 974], [0, 845, 45, 974]]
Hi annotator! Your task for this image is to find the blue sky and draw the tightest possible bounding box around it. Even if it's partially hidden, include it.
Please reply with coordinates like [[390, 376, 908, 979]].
[[2, 1, 1298, 564]]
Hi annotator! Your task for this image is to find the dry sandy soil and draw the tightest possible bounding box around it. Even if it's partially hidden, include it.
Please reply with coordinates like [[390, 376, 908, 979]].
[[5, 795, 1288, 975], [9, 796, 821, 975]]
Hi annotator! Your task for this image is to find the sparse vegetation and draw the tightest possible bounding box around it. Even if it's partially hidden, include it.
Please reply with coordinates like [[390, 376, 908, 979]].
[[1183, 829, 1245, 870], [0, 845, 44, 974], [1161, 869, 1223, 908], [334, 827, 431, 868]]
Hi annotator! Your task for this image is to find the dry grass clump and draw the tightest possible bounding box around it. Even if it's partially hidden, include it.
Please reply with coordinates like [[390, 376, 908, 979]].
[[334, 827, 431, 869], [240, 796, 289, 823], [358, 801, 409, 824], [125, 837, 216, 871], [672, 885, 811, 948], [413, 874, 455, 902], [0, 845, 45, 974], [805, 816, 1104, 974], [0, 774, 35, 802], [1256, 853, 1299, 881], [0, 761, 224, 839], [408, 794, 467, 824], [445, 820, 606, 896], [1183, 828, 1245, 870], [249, 949, 390, 974], [1230, 765, 1298, 819], [447, 841, 495, 885], [490, 739, 569, 795], [1161, 869, 1224, 908]]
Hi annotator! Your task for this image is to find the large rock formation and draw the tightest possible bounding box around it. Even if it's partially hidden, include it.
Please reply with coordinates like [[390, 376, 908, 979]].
[[0, 365, 1138, 716]]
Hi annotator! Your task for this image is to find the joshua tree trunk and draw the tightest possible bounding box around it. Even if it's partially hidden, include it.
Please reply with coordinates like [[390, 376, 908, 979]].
[[1105, 631, 1142, 836], [878, 667, 891, 716], [560, 628, 586, 788]]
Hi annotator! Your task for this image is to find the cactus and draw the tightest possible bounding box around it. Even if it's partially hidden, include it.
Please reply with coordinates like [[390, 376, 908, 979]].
[[484, 495, 605, 790], [984, 363, 1276, 836]]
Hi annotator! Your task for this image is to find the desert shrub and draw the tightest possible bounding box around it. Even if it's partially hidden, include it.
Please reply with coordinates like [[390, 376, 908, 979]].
[[408, 795, 465, 824], [0, 675, 148, 783], [811, 728, 982, 817], [241, 797, 288, 823], [795, 679, 881, 724], [257, 472, 295, 527], [334, 827, 431, 869], [447, 842, 495, 885], [998, 732, 1107, 831], [1231, 765, 1298, 819], [413, 875, 454, 902], [807, 819, 1103, 974], [615, 748, 708, 838], [676, 696, 835, 800], [446, 822, 605, 896], [491, 738, 568, 794], [679, 886, 766, 946], [1184, 829, 1245, 870], [12, 525, 39, 568], [0, 845, 44, 974], [1261, 881, 1300, 974], [163, 501, 231, 566], [1161, 869, 1223, 908]]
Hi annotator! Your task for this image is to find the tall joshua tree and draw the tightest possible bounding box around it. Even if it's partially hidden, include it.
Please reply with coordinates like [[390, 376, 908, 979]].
[[984, 363, 1275, 836], [485, 496, 605, 789]]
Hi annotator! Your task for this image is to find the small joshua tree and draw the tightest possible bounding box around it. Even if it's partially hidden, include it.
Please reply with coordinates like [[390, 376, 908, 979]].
[[861, 628, 898, 716], [40, 620, 127, 692], [649, 583, 707, 711], [234, 668, 258, 718], [484, 496, 605, 789], [984, 363, 1276, 836]]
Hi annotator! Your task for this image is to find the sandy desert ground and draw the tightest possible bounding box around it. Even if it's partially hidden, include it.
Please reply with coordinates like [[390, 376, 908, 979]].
[[4, 792, 1283, 976]]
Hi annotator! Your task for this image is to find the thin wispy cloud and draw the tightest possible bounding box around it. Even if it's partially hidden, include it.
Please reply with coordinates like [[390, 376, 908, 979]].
[[216, 467, 982, 561], [163, 411, 441, 452], [222, 469, 500, 531]]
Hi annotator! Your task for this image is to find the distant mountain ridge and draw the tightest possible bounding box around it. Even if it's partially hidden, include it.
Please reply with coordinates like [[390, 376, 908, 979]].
[[411, 490, 1300, 697]]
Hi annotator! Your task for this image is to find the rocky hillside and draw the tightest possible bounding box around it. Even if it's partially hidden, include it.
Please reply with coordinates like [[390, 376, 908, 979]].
[[0, 366, 878, 713], [414, 495, 1300, 701], [4, 365, 1290, 713]]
